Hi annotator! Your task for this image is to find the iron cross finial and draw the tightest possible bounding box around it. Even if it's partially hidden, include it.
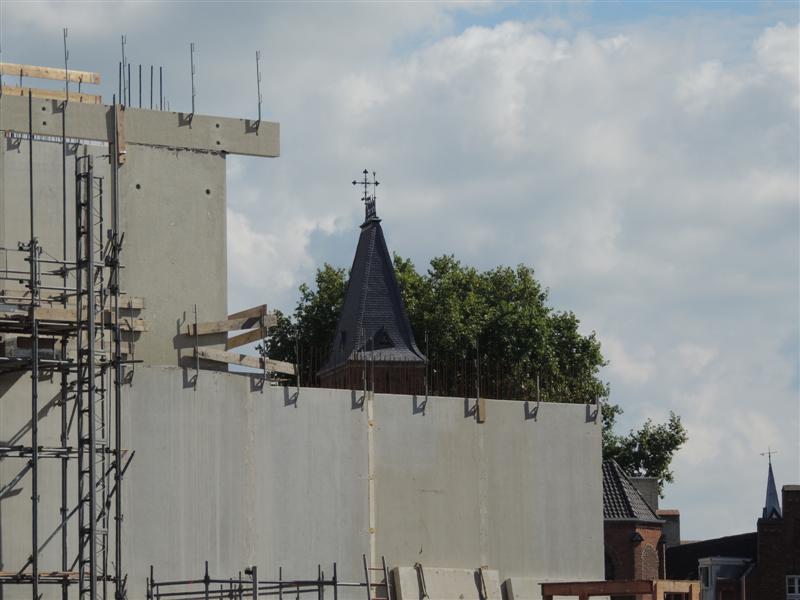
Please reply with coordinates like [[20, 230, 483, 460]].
[[352, 169, 380, 221], [760, 447, 777, 464]]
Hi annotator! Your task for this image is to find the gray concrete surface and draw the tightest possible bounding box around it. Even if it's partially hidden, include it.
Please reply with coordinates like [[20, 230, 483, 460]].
[[1, 136, 228, 366], [0, 366, 604, 600], [393, 566, 501, 600], [0, 96, 279, 158]]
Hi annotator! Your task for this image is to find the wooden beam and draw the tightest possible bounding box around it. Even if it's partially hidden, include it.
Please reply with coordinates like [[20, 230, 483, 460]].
[[2, 85, 101, 104], [227, 304, 267, 320], [182, 313, 277, 336], [226, 327, 266, 351], [195, 347, 295, 376], [0, 62, 101, 84], [540, 580, 653, 596]]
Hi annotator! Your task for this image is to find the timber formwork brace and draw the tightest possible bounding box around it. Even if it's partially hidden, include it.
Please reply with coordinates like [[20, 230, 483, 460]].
[[0, 92, 130, 600], [147, 556, 393, 600]]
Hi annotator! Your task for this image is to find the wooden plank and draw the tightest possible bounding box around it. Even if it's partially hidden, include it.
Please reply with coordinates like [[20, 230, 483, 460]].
[[0, 62, 101, 84], [540, 580, 653, 596], [226, 327, 266, 351], [657, 580, 698, 593], [227, 304, 266, 320], [183, 313, 277, 336], [2, 85, 102, 105], [195, 347, 295, 376]]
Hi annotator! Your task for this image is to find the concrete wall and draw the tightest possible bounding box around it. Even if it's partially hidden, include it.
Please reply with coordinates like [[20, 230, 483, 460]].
[[0, 366, 604, 599], [1, 136, 227, 366]]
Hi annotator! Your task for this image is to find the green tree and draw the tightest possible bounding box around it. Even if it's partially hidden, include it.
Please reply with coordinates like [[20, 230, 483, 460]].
[[602, 403, 688, 496], [268, 263, 347, 385], [269, 255, 687, 491]]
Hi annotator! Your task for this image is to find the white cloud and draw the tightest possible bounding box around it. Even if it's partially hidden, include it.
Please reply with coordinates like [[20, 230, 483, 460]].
[[604, 337, 656, 386], [755, 22, 800, 82], [1, 1, 159, 38], [219, 13, 799, 539], [3, 2, 796, 540], [676, 343, 717, 376]]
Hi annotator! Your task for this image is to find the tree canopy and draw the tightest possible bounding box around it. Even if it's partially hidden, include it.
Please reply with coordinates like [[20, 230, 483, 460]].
[[268, 254, 687, 492], [602, 403, 688, 495]]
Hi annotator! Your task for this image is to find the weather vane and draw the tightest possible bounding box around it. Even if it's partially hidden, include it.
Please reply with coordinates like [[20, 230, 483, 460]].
[[761, 447, 777, 464], [352, 169, 379, 220]]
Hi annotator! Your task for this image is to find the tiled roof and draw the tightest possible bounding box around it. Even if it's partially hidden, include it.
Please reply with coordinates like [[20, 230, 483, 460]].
[[319, 209, 425, 376], [602, 460, 663, 523]]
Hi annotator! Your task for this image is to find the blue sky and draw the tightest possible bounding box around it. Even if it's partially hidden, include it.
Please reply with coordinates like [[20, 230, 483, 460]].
[[2, 0, 798, 542]]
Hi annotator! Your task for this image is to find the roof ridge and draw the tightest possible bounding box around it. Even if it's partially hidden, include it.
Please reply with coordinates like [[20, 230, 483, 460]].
[[615, 461, 638, 519]]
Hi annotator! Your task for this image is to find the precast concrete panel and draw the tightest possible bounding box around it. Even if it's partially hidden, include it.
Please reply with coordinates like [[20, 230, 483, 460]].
[[372, 396, 604, 579], [0, 369, 602, 600], [118, 145, 228, 365], [1, 137, 110, 296]]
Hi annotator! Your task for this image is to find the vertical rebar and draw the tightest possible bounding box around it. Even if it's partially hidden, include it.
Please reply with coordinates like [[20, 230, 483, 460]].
[[159, 67, 163, 111], [121, 35, 127, 105], [190, 43, 196, 114], [127, 62, 131, 106], [255, 50, 262, 122], [150, 65, 154, 110], [139, 64, 142, 108]]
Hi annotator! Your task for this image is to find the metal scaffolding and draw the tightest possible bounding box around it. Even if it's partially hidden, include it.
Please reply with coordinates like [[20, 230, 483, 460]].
[[0, 92, 131, 600], [147, 555, 393, 600]]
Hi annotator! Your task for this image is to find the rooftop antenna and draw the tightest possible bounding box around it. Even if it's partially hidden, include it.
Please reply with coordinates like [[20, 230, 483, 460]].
[[190, 42, 196, 114], [255, 50, 262, 123]]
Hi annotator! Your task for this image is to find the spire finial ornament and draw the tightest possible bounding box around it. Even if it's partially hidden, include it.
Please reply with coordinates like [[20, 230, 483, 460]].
[[352, 169, 380, 222], [760, 447, 777, 465]]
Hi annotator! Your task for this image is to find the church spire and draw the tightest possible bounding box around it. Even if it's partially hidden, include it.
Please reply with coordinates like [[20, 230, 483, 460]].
[[318, 170, 426, 394], [761, 448, 782, 519]]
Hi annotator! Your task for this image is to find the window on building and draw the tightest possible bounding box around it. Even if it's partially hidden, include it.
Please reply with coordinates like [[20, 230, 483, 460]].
[[700, 566, 710, 588], [788, 575, 800, 600]]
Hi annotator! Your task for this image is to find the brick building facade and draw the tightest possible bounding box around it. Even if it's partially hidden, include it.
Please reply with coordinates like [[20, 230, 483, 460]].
[[603, 460, 666, 598], [743, 485, 800, 599], [666, 461, 799, 600]]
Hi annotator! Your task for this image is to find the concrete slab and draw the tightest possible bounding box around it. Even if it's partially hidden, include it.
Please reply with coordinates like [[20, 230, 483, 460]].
[[0, 95, 279, 157], [393, 566, 501, 600]]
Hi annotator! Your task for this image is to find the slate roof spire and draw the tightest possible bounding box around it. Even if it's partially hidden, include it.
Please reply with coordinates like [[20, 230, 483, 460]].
[[762, 450, 782, 519], [318, 170, 425, 378]]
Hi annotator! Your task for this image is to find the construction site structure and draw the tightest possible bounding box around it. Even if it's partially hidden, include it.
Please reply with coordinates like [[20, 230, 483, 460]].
[[2, 60, 608, 600], [0, 62, 281, 600]]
